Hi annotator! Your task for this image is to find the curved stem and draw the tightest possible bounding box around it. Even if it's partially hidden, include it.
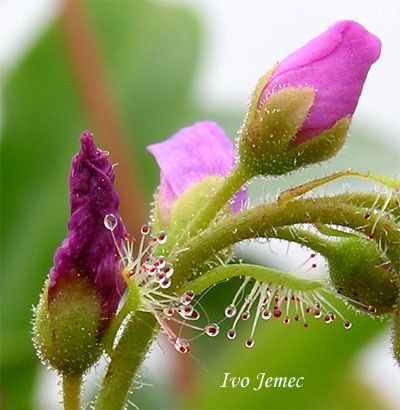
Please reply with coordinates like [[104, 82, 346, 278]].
[[333, 192, 399, 218], [169, 197, 400, 287], [62, 373, 81, 410], [277, 170, 399, 205], [95, 312, 158, 410]]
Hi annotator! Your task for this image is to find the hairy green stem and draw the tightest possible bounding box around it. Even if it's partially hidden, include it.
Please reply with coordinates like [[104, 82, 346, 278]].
[[170, 197, 400, 287], [333, 192, 399, 218], [62, 373, 81, 410], [101, 302, 131, 356], [277, 170, 399, 205], [95, 312, 158, 410]]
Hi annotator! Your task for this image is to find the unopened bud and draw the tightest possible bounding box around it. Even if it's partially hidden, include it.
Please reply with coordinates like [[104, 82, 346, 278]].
[[328, 236, 398, 315], [238, 20, 380, 177], [34, 273, 102, 374]]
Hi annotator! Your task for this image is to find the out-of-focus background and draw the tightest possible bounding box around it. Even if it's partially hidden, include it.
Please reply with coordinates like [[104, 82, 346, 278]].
[[1, 1, 399, 409]]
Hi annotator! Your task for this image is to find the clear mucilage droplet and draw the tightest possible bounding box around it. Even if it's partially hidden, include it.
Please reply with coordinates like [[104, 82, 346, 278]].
[[104, 213, 118, 231], [204, 323, 220, 337], [245, 338, 255, 348], [225, 304, 237, 318], [227, 329, 236, 340], [174, 338, 190, 354]]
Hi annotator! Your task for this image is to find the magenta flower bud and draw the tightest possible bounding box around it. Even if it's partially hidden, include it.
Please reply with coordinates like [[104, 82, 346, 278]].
[[260, 20, 381, 145], [148, 121, 247, 227], [239, 20, 381, 176], [49, 131, 126, 322], [34, 132, 127, 374]]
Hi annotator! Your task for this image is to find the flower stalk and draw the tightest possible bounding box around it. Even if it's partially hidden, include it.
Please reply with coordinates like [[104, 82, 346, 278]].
[[95, 312, 158, 410], [169, 196, 400, 287], [62, 373, 82, 410]]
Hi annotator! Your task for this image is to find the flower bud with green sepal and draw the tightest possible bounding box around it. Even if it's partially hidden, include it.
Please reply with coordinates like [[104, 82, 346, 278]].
[[33, 131, 128, 375], [327, 236, 398, 315], [304, 231, 399, 315], [238, 20, 380, 177], [272, 227, 398, 315], [34, 274, 102, 375]]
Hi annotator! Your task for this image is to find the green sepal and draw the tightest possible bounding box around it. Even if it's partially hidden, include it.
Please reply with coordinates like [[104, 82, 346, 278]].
[[328, 236, 398, 315], [239, 87, 315, 176], [33, 273, 102, 375], [260, 116, 349, 176], [288, 117, 350, 170], [244, 64, 278, 125], [152, 176, 235, 280]]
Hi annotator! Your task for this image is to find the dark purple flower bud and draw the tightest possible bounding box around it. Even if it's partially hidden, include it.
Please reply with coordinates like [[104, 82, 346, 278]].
[[49, 131, 126, 322]]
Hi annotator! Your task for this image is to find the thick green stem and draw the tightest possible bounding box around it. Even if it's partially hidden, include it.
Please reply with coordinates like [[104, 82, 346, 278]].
[[170, 197, 400, 287], [173, 164, 249, 249], [62, 373, 81, 410], [95, 312, 157, 410], [102, 272, 142, 354]]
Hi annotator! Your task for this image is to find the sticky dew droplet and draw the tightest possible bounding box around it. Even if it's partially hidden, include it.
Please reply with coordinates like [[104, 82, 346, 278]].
[[104, 213, 118, 231]]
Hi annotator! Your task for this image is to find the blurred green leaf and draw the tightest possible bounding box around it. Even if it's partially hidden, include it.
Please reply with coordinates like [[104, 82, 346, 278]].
[[87, 0, 201, 192], [0, 1, 200, 408]]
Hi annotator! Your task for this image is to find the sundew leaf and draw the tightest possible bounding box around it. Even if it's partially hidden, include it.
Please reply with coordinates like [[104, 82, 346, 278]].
[[0, 1, 201, 408], [182, 281, 387, 409], [86, 0, 201, 193]]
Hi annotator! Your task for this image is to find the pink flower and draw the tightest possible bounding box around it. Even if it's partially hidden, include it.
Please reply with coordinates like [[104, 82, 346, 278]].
[[148, 121, 247, 224], [260, 20, 381, 144]]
